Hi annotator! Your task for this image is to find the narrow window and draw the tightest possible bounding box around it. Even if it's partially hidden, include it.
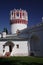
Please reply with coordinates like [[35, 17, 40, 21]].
[[23, 12, 24, 16], [20, 13, 21, 18], [9, 45, 12, 52], [16, 44, 19, 48]]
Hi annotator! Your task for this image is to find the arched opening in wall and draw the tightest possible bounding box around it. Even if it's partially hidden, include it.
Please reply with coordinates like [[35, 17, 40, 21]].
[[30, 35, 39, 56], [3, 41, 14, 56], [30, 52, 34, 56]]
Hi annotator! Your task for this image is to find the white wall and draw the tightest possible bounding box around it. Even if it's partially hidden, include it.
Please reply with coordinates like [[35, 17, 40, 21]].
[[11, 41, 29, 56], [0, 41, 30, 56], [11, 24, 27, 34], [0, 41, 7, 56]]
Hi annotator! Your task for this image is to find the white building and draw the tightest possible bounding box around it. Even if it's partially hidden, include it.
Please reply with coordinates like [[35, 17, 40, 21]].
[[0, 8, 43, 57], [0, 9, 30, 56]]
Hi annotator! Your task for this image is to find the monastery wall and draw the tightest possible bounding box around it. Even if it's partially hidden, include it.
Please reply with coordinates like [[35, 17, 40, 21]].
[[28, 23, 43, 56]]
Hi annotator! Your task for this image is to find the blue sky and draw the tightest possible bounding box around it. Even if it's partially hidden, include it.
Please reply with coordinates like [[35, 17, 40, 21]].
[[0, 0, 43, 33]]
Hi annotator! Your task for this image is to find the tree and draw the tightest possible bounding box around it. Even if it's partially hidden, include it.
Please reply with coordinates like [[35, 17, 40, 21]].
[[3, 28, 8, 34]]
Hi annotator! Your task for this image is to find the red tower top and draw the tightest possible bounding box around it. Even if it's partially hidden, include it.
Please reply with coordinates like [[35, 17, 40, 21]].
[[10, 8, 28, 24]]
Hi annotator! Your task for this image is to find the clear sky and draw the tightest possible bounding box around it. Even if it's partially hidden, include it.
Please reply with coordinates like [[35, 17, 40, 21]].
[[0, 0, 43, 33]]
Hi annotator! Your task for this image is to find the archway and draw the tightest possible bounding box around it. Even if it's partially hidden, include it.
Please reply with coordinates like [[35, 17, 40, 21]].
[[30, 35, 39, 56], [3, 41, 14, 56]]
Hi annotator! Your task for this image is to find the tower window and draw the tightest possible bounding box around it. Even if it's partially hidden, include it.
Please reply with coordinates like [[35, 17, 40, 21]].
[[12, 12, 13, 15], [23, 12, 24, 16], [17, 12, 19, 17], [20, 13, 21, 18], [16, 44, 19, 48]]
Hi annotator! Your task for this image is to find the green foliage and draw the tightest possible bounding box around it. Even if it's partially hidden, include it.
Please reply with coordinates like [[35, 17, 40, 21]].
[[0, 56, 43, 65], [3, 27, 8, 34]]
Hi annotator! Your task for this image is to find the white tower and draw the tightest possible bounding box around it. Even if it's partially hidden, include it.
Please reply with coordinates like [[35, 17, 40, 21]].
[[10, 9, 28, 34]]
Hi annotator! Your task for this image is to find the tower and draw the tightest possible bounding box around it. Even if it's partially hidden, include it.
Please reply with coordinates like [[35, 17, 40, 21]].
[[10, 8, 28, 34]]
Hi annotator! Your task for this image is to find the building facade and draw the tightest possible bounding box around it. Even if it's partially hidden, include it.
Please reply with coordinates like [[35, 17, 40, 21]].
[[0, 9, 43, 57]]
